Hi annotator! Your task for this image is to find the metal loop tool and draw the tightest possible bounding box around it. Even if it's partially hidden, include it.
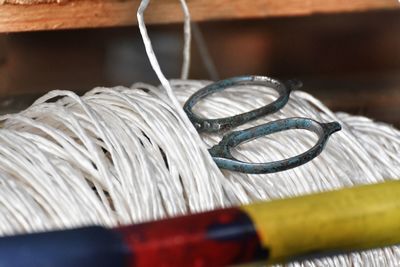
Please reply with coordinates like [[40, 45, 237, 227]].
[[184, 75, 341, 174]]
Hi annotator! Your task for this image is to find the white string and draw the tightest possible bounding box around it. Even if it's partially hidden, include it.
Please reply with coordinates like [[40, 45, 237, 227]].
[[137, 0, 191, 89], [179, 0, 191, 80], [0, 1, 397, 266], [137, 0, 227, 211], [0, 82, 399, 266]]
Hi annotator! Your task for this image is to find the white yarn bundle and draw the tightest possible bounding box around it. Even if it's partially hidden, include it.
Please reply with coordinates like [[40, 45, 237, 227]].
[[0, 0, 399, 266]]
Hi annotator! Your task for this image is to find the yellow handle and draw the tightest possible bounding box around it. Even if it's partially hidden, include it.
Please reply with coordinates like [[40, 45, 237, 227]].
[[241, 180, 400, 264]]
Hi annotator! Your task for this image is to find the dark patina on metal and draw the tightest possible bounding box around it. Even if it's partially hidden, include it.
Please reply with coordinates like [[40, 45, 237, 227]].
[[183, 75, 341, 174]]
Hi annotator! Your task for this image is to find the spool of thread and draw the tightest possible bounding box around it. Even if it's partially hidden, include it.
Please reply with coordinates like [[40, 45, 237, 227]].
[[0, 0, 398, 266], [0, 181, 399, 267]]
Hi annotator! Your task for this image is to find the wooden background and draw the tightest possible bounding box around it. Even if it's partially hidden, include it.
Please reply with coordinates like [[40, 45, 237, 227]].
[[0, 0, 399, 32], [0, 4, 399, 127]]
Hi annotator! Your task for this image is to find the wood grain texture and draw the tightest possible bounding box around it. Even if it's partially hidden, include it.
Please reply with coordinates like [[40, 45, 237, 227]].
[[0, 0, 63, 4], [0, 0, 399, 33]]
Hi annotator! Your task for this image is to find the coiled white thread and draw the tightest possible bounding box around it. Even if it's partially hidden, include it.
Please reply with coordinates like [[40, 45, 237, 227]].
[[0, 0, 399, 266], [0, 82, 399, 266]]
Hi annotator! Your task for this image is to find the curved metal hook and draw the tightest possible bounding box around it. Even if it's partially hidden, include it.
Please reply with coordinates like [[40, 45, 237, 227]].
[[183, 75, 302, 133], [209, 118, 341, 174]]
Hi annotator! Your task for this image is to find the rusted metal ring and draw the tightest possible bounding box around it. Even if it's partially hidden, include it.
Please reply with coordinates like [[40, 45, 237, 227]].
[[183, 75, 301, 133], [208, 118, 341, 174]]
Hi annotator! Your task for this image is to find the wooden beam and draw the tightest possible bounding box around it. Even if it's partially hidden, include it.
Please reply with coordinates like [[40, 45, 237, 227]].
[[0, 0, 399, 33]]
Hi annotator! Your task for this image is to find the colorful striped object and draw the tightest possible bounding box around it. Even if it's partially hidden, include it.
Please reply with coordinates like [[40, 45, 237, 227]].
[[0, 180, 399, 267]]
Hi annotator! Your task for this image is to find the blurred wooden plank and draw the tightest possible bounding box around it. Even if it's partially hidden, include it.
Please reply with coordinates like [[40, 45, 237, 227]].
[[0, 0, 399, 33]]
